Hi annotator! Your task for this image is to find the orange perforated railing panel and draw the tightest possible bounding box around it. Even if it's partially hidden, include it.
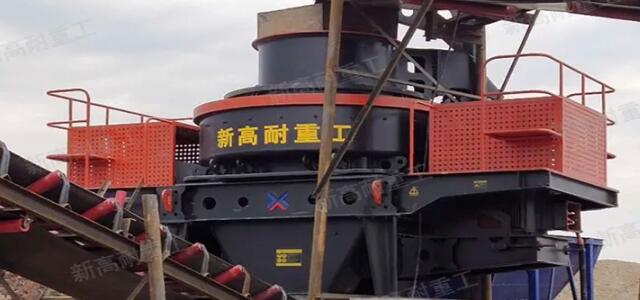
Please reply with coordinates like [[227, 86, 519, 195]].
[[429, 102, 484, 172], [484, 98, 564, 171], [66, 123, 176, 189], [562, 100, 607, 186], [429, 97, 608, 187]]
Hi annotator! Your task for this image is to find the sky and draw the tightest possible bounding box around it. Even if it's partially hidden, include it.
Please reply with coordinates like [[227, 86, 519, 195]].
[[0, 1, 638, 262]]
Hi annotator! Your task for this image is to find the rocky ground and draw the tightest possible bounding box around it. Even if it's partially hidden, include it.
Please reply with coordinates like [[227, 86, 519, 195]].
[[0, 271, 46, 300], [556, 260, 640, 300], [0, 260, 637, 299]]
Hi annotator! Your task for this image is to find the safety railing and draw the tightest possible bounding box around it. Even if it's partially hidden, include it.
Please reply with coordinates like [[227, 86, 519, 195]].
[[46, 88, 197, 187], [481, 53, 616, 117], [407, 53, 617, 177]]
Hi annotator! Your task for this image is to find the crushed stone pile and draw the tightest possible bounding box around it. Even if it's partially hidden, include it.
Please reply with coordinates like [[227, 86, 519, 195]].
[[557, 259, 640, 300]]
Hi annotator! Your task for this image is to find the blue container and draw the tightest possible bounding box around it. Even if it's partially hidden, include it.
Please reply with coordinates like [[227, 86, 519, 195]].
[[492, 238, 603, 300]]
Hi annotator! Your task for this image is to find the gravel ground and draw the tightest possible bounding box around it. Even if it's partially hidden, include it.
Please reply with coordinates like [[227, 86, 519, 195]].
[[0, 272, 46, 300], [0, 260, 637, 299], [557, 260, 640, 300]]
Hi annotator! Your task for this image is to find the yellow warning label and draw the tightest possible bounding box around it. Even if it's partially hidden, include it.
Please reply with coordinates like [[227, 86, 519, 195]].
[[275, 249, 303, 267], [473, 180, 488, 189], [408, 186, 420, 197]]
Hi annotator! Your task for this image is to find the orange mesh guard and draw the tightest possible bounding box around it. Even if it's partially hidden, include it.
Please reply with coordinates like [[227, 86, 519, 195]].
[[428, 97, 608, 187], [65, 123, 177, 189], [46, 89, 198, 189]]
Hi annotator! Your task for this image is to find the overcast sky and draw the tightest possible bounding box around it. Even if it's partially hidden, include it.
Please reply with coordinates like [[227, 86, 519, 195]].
[[0, 1, 638, 262]]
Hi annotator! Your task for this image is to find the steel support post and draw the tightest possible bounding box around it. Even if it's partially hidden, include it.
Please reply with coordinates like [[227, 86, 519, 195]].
[[336, 68, 480, 100], [585, 242, 595, 300], [350, 2, 443, 91], [308, 0, 344, 299], [577, 235, 587, 300], [567, 265, 579, 300], [547, 268, 556, 300], [527, 270, 540, 300], [499, 10, 540, 93], [481, 274, 493, 300], [476, 26, 487, 97], [0, 142, 10, 178], [363, 217, 398, 295]]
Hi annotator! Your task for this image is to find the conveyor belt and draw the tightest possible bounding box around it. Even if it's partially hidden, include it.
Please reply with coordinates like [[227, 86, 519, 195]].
[[0, 143, 285, 300]]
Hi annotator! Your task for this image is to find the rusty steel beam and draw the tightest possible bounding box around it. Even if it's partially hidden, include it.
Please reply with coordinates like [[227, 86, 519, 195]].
[[351, 2, 443, 90], [569, 3, 640, 22], [336, 68, 481, 100], [499, 10, 541, 94], [482, 274, 493, 300], [401, 0, 640, 22]]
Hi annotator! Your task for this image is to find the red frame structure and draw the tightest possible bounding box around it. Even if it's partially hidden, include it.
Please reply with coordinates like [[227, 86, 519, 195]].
[[424, 53, 613, 187], [47, 89, 199, 189], [50, 53, 615, 190]]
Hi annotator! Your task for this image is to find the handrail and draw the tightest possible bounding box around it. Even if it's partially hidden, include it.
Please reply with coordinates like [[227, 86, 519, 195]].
[[484, 90, 558, 98], [46, 88, 196, 130], [46, 88, 197, 187], [481, 53, 616, 115]]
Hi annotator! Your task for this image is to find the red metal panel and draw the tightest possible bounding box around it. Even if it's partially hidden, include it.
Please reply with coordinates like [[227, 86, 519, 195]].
[[429, 102, 484, 173], [429, 97, 607, 187], [484, 98, 563, 171], [66, 123, 176, 189], [562, 100, 607, 186], [144, 123, 177, 187]]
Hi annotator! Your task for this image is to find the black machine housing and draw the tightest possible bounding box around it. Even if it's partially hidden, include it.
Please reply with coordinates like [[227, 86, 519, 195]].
[[157, 2, 618, 298]]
